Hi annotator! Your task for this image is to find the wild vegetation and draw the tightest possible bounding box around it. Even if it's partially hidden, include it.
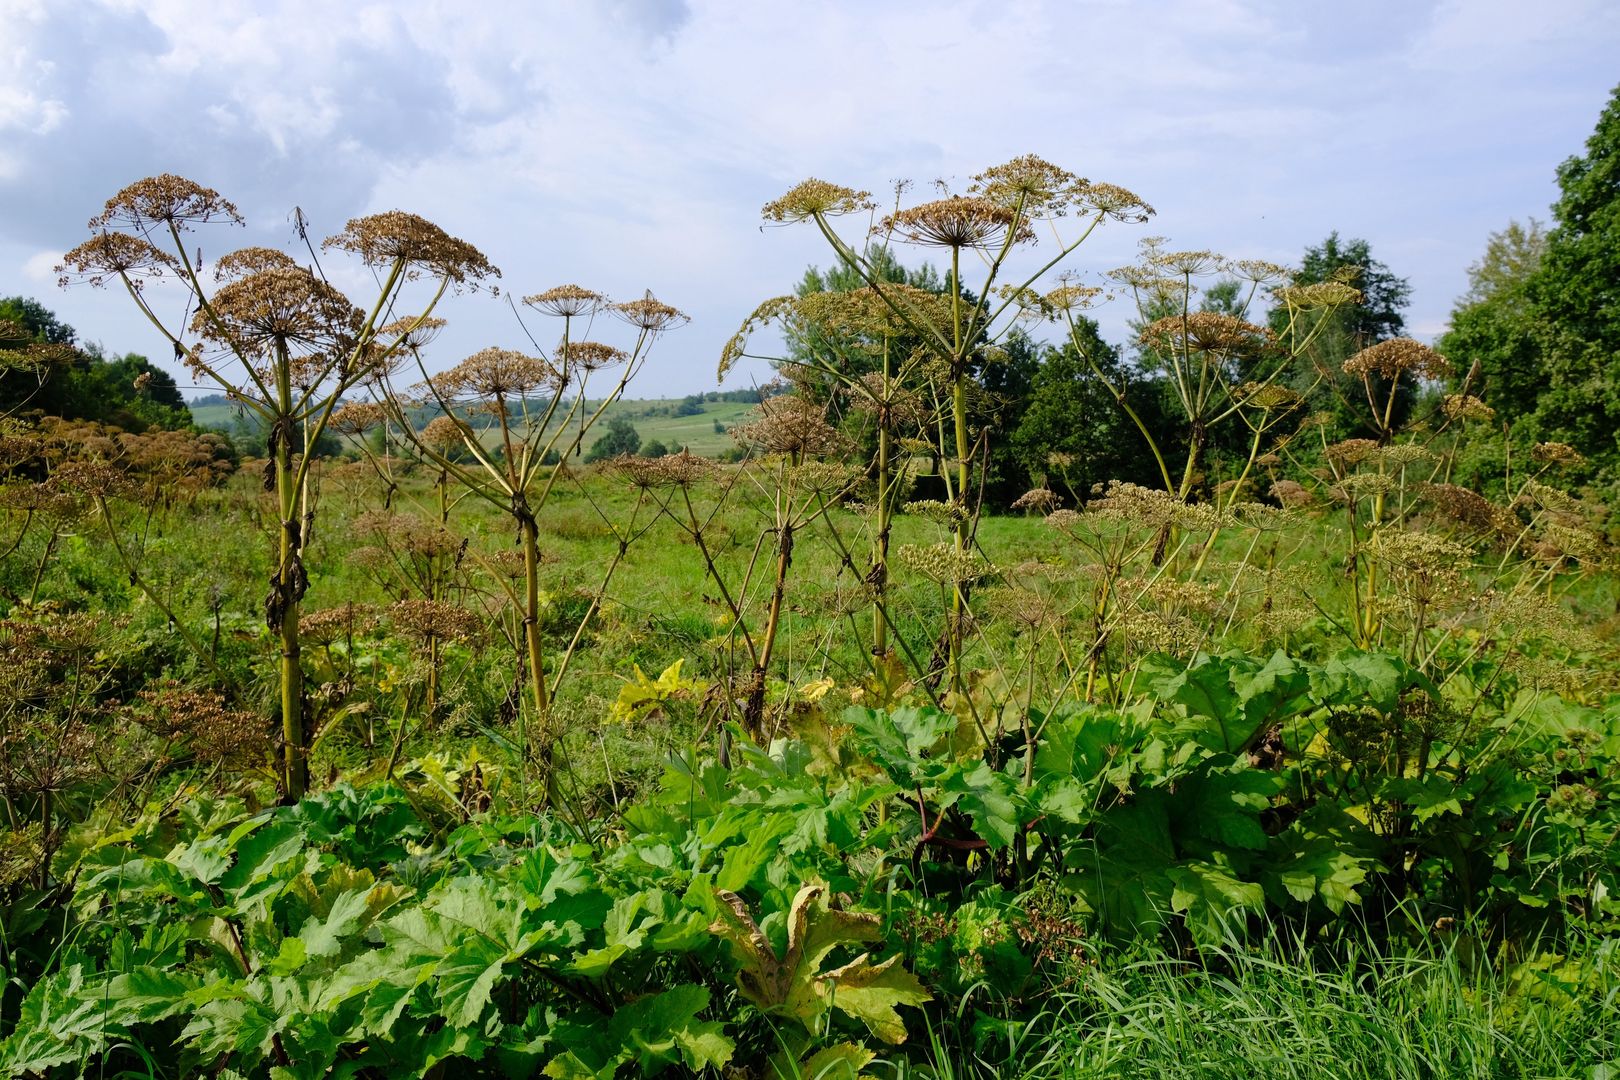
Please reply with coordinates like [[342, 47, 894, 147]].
[[0, 87, 1617, 1079]]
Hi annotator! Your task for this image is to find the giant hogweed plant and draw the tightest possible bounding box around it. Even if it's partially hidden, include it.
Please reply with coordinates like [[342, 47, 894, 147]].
[[729, 159, 1154, 692], [57, 175, 500, 799], [353, 288, 686, 791]]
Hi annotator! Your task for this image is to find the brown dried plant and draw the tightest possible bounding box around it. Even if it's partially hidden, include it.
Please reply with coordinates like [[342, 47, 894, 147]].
[[59, 174, 499, 798]]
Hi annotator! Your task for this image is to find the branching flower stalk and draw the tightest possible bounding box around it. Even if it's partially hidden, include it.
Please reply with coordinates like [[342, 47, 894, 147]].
[[754, 158, 1153, 690], [58, 175, 499, 798], [372, 287, 685, 782]]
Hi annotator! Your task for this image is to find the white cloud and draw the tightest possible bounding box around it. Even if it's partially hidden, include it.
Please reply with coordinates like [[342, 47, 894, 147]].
[[21, 250, 58, 282], [1, 0, 1616, 393]]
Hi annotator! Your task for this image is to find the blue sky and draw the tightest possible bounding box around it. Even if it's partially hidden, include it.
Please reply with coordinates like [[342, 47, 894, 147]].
[[2, 0, 1617, 397]]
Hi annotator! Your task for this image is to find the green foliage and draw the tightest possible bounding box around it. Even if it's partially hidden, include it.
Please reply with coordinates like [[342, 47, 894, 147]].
[[584, 416, 641, 463], [0, 297, 194, 430], [1268, 233, 1413, 438]]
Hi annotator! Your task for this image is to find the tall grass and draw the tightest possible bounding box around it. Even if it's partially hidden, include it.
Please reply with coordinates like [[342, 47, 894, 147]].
[[893, 931, 1620, 1079]]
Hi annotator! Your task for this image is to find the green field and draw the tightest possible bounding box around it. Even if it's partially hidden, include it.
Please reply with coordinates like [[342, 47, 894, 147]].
[[191, 395, 760, 457]]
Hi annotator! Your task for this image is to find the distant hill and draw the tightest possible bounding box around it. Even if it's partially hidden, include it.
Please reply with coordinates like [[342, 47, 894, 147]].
[[189, 395, 762, 457]]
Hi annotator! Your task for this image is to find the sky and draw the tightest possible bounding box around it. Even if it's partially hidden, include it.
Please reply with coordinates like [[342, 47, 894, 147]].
[[2, 0, 1617, 399]]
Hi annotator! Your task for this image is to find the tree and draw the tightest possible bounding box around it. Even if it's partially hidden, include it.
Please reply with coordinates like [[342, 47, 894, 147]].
[[1010, 318, 1170, 495], [0, 297, 194, 429], [1270, 232, 1412, 438], [585, 415, 641, 462], [1523, 83, 1620, 470], [0, 296, 76, 345], [1438, 220, 1547, 423]]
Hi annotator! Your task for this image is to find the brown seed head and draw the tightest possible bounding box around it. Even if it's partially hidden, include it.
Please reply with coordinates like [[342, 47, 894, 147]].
[[732, 396, 846, 457], [378, 315, 448, 351], [194, 266, 363, 379], [300, 602, 376, 644], [1010, 488, 1062, 513], [524, 285, 608, 317], [1441, 394, 1495, 423], [1139, 311, 1273, 353], [882, 196, 1035, 249], [56, 233, 181, 290], [1342, 338, 1452, 380], [323, 211, 500, 289], [762, 179, 876, 222], [438, 347, 559, 398], [613, 291, 688, 332], [212, 246, 298, 281], [968, 154, 1082, 215], [1075, 181, 1154, 223], [557, 340, 629, 371], [420, 415, 470, 450], [1531, 441, 1585, 467], [90, 174, 243, 231], [389, 598, 482, 644], [330, 401, 386, 435]]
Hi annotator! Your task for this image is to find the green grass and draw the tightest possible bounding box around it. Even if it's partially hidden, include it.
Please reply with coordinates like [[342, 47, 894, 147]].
[[189, 396, 760, 457], [902, 935, 1620, 1079]]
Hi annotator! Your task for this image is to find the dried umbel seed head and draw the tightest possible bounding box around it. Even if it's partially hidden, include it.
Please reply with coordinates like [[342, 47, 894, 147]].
[[1365, 528, 1472, 573], [419, 415, 470, 450], [388, 598, 483, 644], [850, 372, 927, 430], [195, 266, 363, 364], [732, 396, 847, 457], [135, 684, 270, 767], [90, 174, 243, 231], [1074, 181, 1154, 223], [1441, 394, 1495, 422], [0, 484, 82, 520], [1226, 259, 1291, 285], [1139, 312, 1274, 354], [1325, 438, 1379, 466], [1235, 381, 1302, 411], [556, 340, 628, 371], [613, 291, 688, 332], [968, 154, 1082, 215], [438, 347, 559, 398], [1532, 441, 1585, 467], [904, 499, 969, 527], [1421, 483, 1505, 533], [1272, 281, 1362, 309], [324, 211, 500, 289], [881, 196, 1036, 249], [212, 246, 298, 281], [56, 233, 181, 290], [1043, 283, 1105, 314], [897, 542, 992, 585], [1010, 488, 1062, 513], [378, 315, 447, 351], [762, 179, 876, 222], [1371, 443, 1434, 468], [524, 285, 607, 318], [611, 448, 717, 489], [1150, 249, 1220, 277], [1342, 338, 1452, 381], [984, 585, 1061, 630], [1269, 479, 1313, 508], [330, 401, 386, 435], [299, 602, 376, 644], [1085, 480, 1225, 532], [47, 460, 139, 500]]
